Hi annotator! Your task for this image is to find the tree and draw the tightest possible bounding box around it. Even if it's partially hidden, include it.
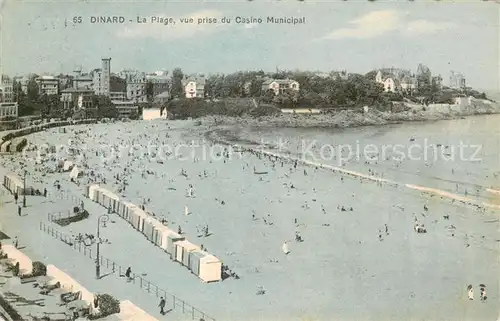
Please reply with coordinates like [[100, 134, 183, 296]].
[[92, 95, 118, 118], [261, 89, 276, 103], [171, 68, 184, 98], [26, 76, 39, 102], [12, 80, 24, 103]]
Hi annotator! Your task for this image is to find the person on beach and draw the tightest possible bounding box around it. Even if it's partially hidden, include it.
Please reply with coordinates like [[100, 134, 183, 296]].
[[467, 285, 474, 300], [159, 297, 166, 315], [13, 236, 18, 248], [18, 205, 21, 216], [125, 267, 132, 281], [43, 188, 47, 198], [14, 192, 18, 204], [282, 241, 290, 255]]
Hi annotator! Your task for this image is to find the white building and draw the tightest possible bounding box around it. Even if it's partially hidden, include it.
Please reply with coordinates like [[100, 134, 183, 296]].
[[72, 68, 93, 90], [121, 71, 147, 103], [183, 75, 206, 98], [0, 75, 13, 102], [261, 78, 300, 95], [110, 91, 127, 101], [60, 88, 93, 110], [0, 102, 18, 119], [376, 68, 416, 93], [382, 78, 399, 93], [35, 75, 59, 95], [449, 71, 466, 89], [91, 58, 112, 96], [112, 101, 139, 118], [146, 74, 170, 98]]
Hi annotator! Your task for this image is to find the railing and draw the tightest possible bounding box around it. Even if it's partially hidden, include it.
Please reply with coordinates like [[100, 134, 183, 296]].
[[47, 191, 84, 206], [38, 221, 215, 321]]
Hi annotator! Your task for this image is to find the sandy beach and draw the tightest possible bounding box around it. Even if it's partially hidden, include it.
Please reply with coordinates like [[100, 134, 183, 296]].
[[0, 117, 498, 321]]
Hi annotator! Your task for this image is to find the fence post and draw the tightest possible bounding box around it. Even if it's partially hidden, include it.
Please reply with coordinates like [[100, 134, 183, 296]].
[[173, 296, 176, 309], [182, 301, 185, 313], [147, 281, 150, 293], [192, 307, 194, 319], [83, 247, 87, 256], [112, 262, 115, 273], [155, 286, 158, 297]]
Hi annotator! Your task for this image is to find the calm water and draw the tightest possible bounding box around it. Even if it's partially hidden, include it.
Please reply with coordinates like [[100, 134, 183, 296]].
[[245, 114, 500, 203]]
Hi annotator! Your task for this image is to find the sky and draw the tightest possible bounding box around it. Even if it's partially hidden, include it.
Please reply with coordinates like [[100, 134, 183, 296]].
[[1, 0, 499, 91]]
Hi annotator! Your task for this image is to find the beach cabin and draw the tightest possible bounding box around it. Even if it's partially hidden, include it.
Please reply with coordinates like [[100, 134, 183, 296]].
[[121, 201, 139, 223], [154, 225, 184, 252], [100, 188, 120, 212], [188, 250, 222, 283], [129, 206, 148, 232], [142, 218, 156, 242], [173, 240, 200, 266], [87, 184, 100, 202], [3, 173, 32, 195]]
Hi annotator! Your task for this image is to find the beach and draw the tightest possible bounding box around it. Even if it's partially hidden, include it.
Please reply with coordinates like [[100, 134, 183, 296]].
[[0, 116, 498, 321]]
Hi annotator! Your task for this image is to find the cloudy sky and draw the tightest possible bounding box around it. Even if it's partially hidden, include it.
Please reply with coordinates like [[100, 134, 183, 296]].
[[1, 0, 499, 90]]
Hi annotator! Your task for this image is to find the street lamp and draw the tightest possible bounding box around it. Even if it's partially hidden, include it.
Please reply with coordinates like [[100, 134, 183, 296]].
[[95, 213, 110, 279], [22, 170, 27, 208]]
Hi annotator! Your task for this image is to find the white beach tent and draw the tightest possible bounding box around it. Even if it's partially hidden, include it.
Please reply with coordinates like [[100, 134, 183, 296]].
[[62, 160, 74, 172], [69, 166, 82, 180]]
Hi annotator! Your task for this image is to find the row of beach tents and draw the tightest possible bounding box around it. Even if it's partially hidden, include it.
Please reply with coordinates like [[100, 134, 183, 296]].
[[3, 172, 33, 195], [0, 119, 97, 153], [85, 184, 222, 283]]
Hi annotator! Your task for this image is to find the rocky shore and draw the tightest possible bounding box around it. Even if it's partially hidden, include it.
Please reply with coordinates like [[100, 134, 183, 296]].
[[200, 99, 500, 129]]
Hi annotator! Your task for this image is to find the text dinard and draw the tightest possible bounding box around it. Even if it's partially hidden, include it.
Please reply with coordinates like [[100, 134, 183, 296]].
[[88, 16, 306, 25]]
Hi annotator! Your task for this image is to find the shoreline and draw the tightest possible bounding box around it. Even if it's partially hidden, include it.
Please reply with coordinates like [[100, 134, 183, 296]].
[[203, 126, 500, 214]]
